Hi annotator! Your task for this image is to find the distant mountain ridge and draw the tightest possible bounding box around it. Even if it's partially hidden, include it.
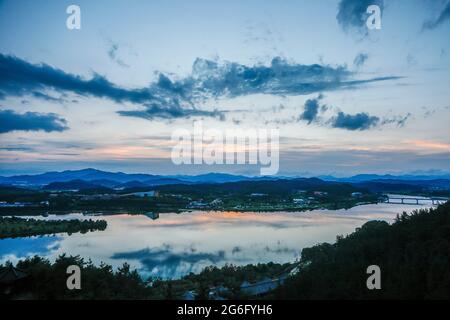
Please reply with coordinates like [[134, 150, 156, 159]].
[[1, 168, 450, 189], [0, 169, 256, 187], [43, 179, 104, 191], [319, 173, 450, 182]]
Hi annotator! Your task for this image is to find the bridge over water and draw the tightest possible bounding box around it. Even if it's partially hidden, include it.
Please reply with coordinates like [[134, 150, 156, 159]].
[[383, 195, 450, 205]]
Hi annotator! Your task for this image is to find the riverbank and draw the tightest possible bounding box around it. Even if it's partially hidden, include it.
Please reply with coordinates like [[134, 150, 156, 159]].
[[0, 199, 379, 216]]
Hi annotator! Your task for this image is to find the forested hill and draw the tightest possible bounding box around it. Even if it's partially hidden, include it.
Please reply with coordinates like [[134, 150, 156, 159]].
[[274, 202, 450, 299]]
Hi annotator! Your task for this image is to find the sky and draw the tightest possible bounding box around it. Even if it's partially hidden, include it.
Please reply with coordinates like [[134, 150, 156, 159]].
[[0, 0, 449, 176]]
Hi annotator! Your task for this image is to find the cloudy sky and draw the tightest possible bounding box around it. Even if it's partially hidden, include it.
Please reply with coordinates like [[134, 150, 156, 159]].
[[0, 0, 449, 176]]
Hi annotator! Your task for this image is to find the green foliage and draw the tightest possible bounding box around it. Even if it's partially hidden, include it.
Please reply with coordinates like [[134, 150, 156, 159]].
[[273, 202, 450, 299], [0, 217, 107, 238], [150, 262, 290, 299], [0, 179, 377, 214], [1, 255, 150, 299]]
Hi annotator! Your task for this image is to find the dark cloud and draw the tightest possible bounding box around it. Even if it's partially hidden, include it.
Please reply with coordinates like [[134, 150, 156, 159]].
[[231, 246, 242, 254], [107, 41, 129, 68], [299, 94, 326, 124], [117, 104, 225, 121], [337, 0, 384, 35], [0, 53, 399, 121], [0, 146, 34, 152], [0, 53, 154, 104], [283, 99, 409, 131], [0, 109, 68, 134], [188, 57, 394, 98], [422, 2, 450, 30], [32, 91, 67, 104], [381, 113, 411, 127], [330, 111, 380, 130], [422, 106, 436, 118], [353, 53, 369, 68]]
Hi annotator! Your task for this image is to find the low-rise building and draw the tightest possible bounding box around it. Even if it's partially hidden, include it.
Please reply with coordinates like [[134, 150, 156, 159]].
[[188, 201, 208, 209], [0, 202, 33, 207], [210, 199, 223, 206], [293, 198, 306, 204], [128, 191, 156, 198], [250, 193, 267, 197]]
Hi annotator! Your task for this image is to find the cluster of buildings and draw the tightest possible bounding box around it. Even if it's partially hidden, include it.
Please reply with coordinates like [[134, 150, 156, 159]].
[[187, 198, 223, 209], [68, 190, 157, 201]]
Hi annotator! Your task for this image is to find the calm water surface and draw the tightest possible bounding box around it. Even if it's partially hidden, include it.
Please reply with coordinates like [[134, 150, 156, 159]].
[[0, 203, 433, 279]]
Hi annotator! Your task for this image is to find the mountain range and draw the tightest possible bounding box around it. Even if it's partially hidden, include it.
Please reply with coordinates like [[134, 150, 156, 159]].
[[1, 168, 450, 191], [0, 169, 255, 188]]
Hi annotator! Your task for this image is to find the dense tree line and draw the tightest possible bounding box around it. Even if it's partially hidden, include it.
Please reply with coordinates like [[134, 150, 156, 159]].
[[152, 262, 291, 299], [0, 217, 107, 238], [0, 255, 150, 299], [273, 202, 450, 299]]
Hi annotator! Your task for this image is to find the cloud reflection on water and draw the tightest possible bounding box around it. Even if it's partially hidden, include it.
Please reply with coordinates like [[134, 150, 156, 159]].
[[0, 204, 432, 279]]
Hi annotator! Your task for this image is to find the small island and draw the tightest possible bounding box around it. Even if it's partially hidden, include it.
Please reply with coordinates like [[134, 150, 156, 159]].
[[0, 217, 107, 239]]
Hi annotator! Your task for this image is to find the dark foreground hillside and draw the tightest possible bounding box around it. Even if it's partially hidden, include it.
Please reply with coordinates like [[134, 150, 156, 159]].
[[1, 203, 449, 299], [273, 202, 450, 299]]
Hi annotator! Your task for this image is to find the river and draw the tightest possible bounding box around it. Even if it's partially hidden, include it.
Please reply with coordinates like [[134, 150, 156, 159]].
[[0, 202, 434, 279]]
